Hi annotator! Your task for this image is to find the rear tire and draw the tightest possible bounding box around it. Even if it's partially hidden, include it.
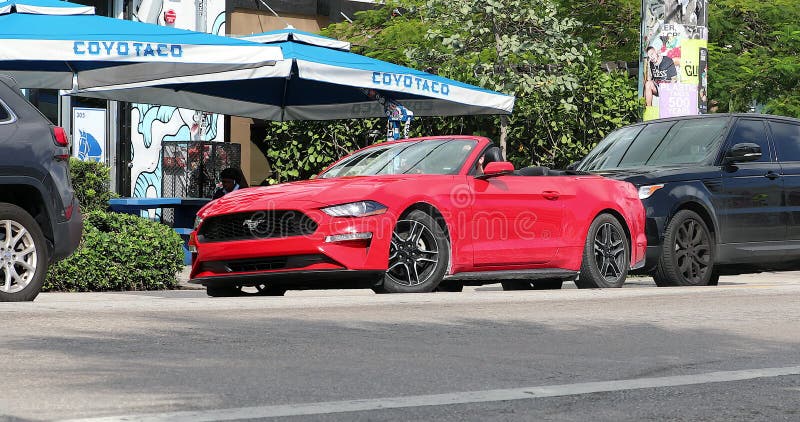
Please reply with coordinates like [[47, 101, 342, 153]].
[[653, 210, 715, 286], [575, 213, 630, 289], [0, 204, 49, 302]]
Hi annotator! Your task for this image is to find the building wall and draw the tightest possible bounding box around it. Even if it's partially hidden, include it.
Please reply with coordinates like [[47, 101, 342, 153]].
[[129, 0, 227, 200]]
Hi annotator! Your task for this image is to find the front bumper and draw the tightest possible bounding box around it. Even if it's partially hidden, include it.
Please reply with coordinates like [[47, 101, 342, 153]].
[[190, 209, 393, 286], [192, 269, 385, 289]]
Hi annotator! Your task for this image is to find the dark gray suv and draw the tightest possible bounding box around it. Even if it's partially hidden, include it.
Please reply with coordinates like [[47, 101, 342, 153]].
[[576, 114, 800, 286], [0, 75, 82, 301]]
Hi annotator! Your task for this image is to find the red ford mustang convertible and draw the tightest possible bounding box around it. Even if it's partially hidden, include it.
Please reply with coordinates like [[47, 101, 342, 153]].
[[189, 136, 646, 296]]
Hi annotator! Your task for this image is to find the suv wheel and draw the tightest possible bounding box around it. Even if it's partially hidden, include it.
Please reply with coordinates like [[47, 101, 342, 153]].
[[0, 204, 49, 302], [654, 210, 715, 286]]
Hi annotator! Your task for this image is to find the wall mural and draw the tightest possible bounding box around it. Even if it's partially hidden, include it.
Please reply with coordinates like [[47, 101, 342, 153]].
[[129, 0, 226, 200]]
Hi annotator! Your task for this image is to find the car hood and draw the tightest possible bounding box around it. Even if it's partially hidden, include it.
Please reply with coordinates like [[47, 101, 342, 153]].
[[198, 176, 421, 215], [592, 166, 716, 186]]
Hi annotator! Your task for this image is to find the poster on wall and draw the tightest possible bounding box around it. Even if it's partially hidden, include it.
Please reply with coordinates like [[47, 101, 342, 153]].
[[640, 0, 709, 120], [72, 107, 106, 163]]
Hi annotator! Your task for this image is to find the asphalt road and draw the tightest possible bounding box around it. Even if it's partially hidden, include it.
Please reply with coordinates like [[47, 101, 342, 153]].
[[2, 272, 799, 421]]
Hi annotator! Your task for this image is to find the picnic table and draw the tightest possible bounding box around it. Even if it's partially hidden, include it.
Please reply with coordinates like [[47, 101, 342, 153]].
[[108, 197, 211, 264]]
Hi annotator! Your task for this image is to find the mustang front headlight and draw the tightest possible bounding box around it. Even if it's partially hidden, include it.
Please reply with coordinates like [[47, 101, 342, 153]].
[[321, 201, 388, 217]]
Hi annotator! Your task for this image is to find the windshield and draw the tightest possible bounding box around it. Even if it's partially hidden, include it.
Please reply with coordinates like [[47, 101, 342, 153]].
[[577, 117, 730, 171], [319, 139, 478, 178]]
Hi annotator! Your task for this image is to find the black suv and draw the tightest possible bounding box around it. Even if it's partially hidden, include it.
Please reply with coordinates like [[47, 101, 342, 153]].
[[575, 114, 800, 286], [0, 75, 82, 301]]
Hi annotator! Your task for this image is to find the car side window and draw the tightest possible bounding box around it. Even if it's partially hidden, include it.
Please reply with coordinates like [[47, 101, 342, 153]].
[[769, 121, 800, 162], [725, 119, 771, 162], [0, 99, 11, 123]]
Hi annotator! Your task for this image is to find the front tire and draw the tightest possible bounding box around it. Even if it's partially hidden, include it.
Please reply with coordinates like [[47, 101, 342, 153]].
[[653, 210, 715, 286], [379, 210, 450, 293], [575, 213, 630, 289], [0, 204, 49, 302]]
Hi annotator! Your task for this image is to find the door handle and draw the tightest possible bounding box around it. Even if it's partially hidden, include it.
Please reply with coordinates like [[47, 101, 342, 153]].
[[765, 171, 780, 180], [542, 191, 560, 200]]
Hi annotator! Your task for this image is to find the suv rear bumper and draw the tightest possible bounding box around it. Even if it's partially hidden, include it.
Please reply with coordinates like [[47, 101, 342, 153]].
[[52, 201, 82, 262]]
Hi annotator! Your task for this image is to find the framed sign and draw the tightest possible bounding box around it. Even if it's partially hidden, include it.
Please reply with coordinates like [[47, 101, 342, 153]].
[[72, 107, 106, 163]]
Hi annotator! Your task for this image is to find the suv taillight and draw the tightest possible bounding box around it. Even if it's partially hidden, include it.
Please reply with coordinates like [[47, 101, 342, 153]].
[[52, 126, 69, 147]]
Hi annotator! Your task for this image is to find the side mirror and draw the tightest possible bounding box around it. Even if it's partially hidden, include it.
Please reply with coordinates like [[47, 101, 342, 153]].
[[477, 161, 515, 179], [566, 161, 580, 170], [724, 142, 762, 164]]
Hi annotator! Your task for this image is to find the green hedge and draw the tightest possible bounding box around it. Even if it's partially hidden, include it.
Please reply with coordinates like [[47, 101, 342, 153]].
[[69, 158, 116, 213], [44, 210, 184, 292]]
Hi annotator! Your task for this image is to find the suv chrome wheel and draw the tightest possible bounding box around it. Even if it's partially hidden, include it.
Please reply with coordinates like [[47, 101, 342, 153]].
[[0, 204, 49, 301], [0, 220, 38, 293]]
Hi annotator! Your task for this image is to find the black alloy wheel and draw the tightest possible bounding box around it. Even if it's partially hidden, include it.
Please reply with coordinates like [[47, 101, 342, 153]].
[[575, 213, 630, 288], [654, 210, 715, 286], [379, 210, 450, 293]]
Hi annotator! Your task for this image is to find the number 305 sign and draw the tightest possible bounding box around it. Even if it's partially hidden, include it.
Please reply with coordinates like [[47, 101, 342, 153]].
[[72, 107, 106, 163]]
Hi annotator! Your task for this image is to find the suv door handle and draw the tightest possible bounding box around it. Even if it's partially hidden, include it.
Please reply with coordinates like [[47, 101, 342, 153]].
[[542, 191, 560, 200], [765, 171, 780, 180]]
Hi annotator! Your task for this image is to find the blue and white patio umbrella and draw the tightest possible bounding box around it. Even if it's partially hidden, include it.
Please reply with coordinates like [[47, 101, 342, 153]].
[[0, 0, 283, 90], [76, 28, 515, 121]]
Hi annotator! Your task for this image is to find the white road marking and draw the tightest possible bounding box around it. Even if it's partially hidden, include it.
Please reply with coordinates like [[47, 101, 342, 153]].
[[62, 365, 800, 422]]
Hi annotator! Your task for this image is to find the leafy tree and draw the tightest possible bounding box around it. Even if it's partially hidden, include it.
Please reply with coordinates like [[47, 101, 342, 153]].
[[707, 0, 800, 116], [264, 0, 640, 182], [260, 119, 384, 184], [558, 0, 800, 117], [408, 0, 639, 166], [555, 0, 641, 64]]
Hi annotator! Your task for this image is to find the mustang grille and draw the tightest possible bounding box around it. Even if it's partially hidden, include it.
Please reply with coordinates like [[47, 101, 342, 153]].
[[199, 210, 317, 242]]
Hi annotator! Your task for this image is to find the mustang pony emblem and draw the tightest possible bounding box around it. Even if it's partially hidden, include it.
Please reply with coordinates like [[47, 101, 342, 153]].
[[242, 219, 263, 231]]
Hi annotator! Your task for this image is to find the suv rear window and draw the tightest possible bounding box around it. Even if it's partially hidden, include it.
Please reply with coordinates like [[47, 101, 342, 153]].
[[578, 117, 729, 171]]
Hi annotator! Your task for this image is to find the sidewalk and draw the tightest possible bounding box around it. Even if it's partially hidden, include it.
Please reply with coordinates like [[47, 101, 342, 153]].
[[176, 265, 203, 290]]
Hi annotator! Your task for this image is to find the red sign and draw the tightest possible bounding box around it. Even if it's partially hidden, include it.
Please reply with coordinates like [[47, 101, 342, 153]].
[[164, 9, 177, 24]]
